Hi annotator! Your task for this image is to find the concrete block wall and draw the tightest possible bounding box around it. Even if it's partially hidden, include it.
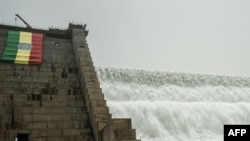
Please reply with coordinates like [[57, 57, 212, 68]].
[[0, 27, 94, 141], [0, 24, 140, 141], [71, 26, 140, 141]]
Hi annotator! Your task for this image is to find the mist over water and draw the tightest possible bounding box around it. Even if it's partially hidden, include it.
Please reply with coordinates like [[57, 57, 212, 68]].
[[96, 67, 250, 141]]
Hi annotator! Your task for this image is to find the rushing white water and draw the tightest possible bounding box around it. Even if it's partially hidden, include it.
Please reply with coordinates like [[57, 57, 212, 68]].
[[96, 67, 250, 141]]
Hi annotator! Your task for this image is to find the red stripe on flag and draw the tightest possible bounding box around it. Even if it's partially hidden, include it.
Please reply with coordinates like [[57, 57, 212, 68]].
[[29, 33, 43, 64]]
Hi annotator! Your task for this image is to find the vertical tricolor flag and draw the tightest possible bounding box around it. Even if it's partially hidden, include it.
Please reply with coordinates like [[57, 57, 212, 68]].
[[1, 31, 43, 64]]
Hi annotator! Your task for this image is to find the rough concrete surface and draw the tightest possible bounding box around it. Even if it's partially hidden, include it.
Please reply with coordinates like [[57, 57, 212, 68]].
[[0, 24, 140, 141]]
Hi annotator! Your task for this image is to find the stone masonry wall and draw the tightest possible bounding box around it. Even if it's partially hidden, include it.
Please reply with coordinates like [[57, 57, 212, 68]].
[[0, 24, 140, 141], [71, 26, 140, 141], [0, 27, 94, 141]]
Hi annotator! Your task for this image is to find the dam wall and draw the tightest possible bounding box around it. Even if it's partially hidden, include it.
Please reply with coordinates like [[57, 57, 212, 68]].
[[0, 24, 139, 141], [70, 25, 139, 141]]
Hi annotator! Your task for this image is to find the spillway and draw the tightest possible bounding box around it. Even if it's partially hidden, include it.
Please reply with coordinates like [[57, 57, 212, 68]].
[[96, 67, 250, 141]]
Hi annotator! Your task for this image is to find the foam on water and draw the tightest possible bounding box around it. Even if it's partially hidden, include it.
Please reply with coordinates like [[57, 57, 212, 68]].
[[96, 67, 250, 141]]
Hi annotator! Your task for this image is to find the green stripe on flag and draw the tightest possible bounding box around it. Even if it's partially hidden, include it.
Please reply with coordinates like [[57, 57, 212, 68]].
[[1, 31, 19, 63]]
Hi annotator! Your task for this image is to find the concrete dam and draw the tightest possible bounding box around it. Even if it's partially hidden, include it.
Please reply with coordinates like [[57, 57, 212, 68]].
[[0, 24, 139, 141], [1, 23, 250, 141]]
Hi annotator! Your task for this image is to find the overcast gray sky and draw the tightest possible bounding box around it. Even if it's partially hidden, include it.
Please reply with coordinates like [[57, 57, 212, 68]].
[[1, 0, 250, 76]]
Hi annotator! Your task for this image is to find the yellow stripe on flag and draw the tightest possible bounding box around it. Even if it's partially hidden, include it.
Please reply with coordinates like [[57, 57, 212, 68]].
[[19, 32, 32, 44], [15, 32, 32, 64], [15, 50, 31, 64]]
